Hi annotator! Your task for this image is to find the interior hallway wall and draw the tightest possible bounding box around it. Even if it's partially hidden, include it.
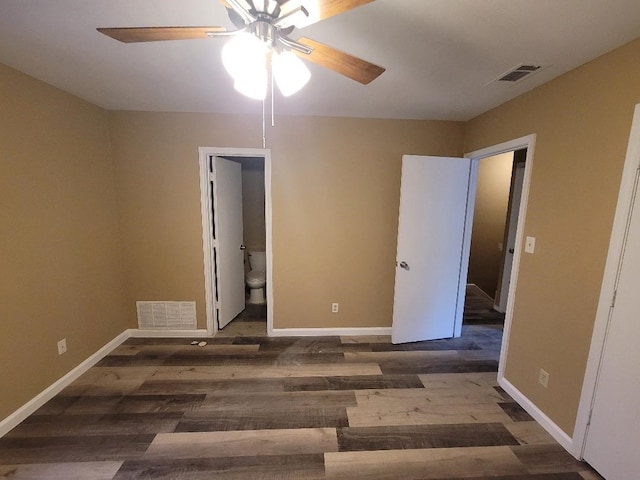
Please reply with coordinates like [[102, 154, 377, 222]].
[[107, 112, 464, 330], [0, 63, 128, 420], [464, 37, 640, 436]]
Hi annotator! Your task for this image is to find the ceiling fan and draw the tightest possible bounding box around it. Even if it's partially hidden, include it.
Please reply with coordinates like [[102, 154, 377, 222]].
[[97, 0, 386, 99]]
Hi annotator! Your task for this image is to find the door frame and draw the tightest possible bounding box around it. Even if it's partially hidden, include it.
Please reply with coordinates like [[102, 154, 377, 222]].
[[573, 103, 640, 458], [465, 135, 536, 384], [198, 147, 273, 336]]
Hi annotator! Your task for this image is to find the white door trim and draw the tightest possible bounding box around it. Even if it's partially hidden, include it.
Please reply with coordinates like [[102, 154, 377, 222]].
[[198, 147, 273, 336], [573, 103, 640, 459]]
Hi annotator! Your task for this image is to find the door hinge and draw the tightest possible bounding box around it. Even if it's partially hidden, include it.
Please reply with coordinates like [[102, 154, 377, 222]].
[[587, 408, 593, 426], [611, 289, 618, 308], [208, 172, 215, 182]]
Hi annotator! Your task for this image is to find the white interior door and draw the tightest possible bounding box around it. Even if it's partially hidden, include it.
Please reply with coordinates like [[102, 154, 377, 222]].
[[392, 155, 475, 344], [496, 162, 525, 313], [213, 156, 245, 329], [583, 169, 640, 479]]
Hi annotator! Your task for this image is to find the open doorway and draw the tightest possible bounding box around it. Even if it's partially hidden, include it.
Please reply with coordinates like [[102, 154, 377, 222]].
[[220, 155, 268, 337], [465, 148, 527, 324], [464, 136, 535, 381], [198, 147, 273, 337], [459, 146, 530, 370], [391, 137, 534, 349]]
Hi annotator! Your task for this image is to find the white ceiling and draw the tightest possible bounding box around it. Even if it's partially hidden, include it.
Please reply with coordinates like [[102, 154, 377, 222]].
[[2, 0, 640, 121]]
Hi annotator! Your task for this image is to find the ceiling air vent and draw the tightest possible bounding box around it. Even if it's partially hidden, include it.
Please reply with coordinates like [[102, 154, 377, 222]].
[[496, 64, 542, 83]]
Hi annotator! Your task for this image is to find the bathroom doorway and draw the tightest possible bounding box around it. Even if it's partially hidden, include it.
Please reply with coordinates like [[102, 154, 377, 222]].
[[198, 147, 272, 337], [223, 155, 268, 336]]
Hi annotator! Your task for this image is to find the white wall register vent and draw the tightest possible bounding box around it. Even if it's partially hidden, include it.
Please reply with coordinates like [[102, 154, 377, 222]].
[[493, 64, 543, 84], [136, 301, 197, 330]]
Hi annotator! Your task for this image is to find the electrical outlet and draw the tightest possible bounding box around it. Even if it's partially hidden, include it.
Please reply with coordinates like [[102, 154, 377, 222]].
[[331, 303, 339, 313], [538, 368, 549, 388], [57, 338, 67, 355]]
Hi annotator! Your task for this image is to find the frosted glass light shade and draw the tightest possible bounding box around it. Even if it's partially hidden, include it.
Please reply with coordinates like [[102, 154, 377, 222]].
[[222, 33, 266, 80], [234, 72, 267, 100], [221, 34, 310, 100], [222, 33, 268, 100], [273, 50, 311, 96]]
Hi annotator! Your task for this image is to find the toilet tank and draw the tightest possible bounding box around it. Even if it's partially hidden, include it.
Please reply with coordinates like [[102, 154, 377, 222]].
[[248, 251, 266, 272]]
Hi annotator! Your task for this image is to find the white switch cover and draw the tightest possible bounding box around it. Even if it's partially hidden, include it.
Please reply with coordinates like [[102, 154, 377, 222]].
[[57, 338, 67, 355], [525, 236, 536, 254], [539, 368, 550, 388]]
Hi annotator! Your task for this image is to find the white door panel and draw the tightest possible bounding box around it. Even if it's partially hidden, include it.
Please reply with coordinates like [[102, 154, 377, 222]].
[[213, 156, 245, 329], [392, 155, 473, 344], [583, 170, 640, 479]]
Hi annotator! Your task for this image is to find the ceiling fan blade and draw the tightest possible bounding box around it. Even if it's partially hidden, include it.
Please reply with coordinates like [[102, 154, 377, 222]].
[[97, 26, 228, 43], [280, 0, 375, 28], [295, 36, 385, 85]]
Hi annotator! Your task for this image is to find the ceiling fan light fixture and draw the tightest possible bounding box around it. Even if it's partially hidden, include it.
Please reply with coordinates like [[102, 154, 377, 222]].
[[273, 50, 311, 97]]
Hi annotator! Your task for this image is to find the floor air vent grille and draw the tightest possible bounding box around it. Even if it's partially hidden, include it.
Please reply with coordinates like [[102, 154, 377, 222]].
[[136, 301, 197, 330]]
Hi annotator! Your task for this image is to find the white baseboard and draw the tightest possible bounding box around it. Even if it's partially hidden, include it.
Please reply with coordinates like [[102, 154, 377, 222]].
[[269, 327, 392, 337], [498, 375, 577, 457], [128, 328, 210, 338], [467, 283, 495, 302], [0, 330, 131, 438]]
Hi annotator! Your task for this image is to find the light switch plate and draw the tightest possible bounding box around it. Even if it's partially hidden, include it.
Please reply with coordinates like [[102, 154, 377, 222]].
[[525, 236, 536, 254]]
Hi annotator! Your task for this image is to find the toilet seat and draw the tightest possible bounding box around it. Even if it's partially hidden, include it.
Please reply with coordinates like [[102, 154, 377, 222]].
[[246, 270, 266, 288]]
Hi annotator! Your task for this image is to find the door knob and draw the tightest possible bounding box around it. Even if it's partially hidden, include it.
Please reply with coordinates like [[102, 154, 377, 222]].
[[508, 248, 515, 254], [399, 261, 410, 270], [240, 244, 246, 250]]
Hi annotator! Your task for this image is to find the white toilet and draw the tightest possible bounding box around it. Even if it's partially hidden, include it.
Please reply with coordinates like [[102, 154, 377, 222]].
[[246, 251, 266, 304]]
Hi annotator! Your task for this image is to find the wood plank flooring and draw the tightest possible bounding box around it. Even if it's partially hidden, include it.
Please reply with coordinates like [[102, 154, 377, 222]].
[[0, 301, 602, 479]]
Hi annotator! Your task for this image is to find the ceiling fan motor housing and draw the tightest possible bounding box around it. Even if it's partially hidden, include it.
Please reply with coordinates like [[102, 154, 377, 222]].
[[251, 21, 278, 48]]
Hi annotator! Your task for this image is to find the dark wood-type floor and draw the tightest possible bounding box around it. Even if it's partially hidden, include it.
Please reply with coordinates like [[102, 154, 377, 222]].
[[0, 292, 602, 479]]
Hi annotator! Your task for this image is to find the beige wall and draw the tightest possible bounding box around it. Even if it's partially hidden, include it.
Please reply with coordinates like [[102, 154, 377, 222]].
[[0, 64, 128, 419], [7, 35, 639, 438], [239, 157, 266, 253], [107, 112, 464, 329], [464, 37, 640, 435], [467, 152, 514, 297]]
